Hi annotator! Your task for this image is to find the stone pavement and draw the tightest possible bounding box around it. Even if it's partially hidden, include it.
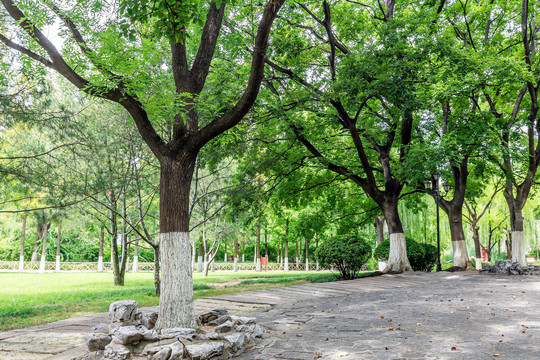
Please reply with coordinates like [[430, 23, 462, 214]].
[[236, 272, 540, 360], [1, 271, 539, 359]]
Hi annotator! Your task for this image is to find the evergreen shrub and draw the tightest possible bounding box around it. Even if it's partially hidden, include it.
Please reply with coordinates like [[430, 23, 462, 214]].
[[315, 235, 371, 279]]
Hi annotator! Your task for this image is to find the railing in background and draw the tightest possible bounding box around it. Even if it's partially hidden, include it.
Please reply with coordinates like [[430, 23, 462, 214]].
[[0, 260, 326, 272]]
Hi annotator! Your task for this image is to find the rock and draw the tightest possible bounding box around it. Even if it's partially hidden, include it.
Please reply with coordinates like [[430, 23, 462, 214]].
[[91, 323, 109, 333], [236, 324, 264, 338], [151, 347, 171, 360], [110, 326, 144, 345], [481, 261, 526, 275], [215, 321, 234, 333], [160, 327, 197, 339], [168, 341, 185, 360], [186, 342, 224, 360], [224, 332, 245, 353], [230, 316, 257, 325], [198, 309, 228, 325], [109, 300, 138, 326], [142, 329, 159, 341], [104, 343, 131, 360], [208, 315, 230, 326], [194, 332, 222, 341], [141, 312, 159, 330], [143, 339, 178, 356], [84, 332, 112, 351]]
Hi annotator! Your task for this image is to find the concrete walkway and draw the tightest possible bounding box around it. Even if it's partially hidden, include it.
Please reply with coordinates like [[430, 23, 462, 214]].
[[1, 271, 539, 359]]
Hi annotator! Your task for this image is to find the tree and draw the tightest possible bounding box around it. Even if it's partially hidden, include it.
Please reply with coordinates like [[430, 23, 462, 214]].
[[0, 0, 285, 328]]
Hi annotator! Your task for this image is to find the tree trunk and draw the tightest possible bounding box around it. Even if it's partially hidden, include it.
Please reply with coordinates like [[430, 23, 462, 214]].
[[315, 235, 319, 271], [19, 215, 26, 272], [446, 206, 470, 269], [504, 186, 527, 266], [305, 238, 309, 271], [375, 216, 385, 246], [223, 241, 227, 262], [39, 223, 49, 273], [256, 217, 261, 271], [234, 239, 239, 272], [98, 228, 104, 272], [132, 240, 139, 272], [153, 245, 160, 295], [31, 223, 42, 262], [382, 202, 412, 272], [264, 228, 268, 257], [472, 220, 482, 270], [295, 240, 299, 268], [197, 241, 203, 272], [284, 219, 289, 272], [242, 240, 245, 263], [55, 219, 62, 272], [156, 156, 196, 329]]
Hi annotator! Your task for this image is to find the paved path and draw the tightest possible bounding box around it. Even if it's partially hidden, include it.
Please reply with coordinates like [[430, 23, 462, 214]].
[[1, 271, 540, 359], [236, 272, 540, 360]]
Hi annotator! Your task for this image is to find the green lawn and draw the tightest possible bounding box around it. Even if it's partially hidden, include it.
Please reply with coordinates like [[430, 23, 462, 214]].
[[0, 271, 338, 332]]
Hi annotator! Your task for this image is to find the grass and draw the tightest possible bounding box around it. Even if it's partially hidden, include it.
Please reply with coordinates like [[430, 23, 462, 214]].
[[0, 270, 340, 332]]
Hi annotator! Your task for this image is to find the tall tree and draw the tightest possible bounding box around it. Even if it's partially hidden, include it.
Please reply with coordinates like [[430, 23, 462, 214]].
[[0, 0, 285, 328]]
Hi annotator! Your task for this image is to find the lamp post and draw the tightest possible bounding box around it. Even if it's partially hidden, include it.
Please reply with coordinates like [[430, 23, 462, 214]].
[[425, 172, 450, 272]]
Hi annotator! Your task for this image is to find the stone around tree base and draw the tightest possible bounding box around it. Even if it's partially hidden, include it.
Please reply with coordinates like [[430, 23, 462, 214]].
[[480, 261, 540, 275], [77, 301, 263, 360]]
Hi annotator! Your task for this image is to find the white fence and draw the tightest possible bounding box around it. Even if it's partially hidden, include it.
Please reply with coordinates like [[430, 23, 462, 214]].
[[0, 260, 326, 272]]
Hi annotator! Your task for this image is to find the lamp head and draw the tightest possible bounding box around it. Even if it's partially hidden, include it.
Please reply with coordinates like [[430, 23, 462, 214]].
[[443, 182, 451, 193], [424, 179, 432, 191]]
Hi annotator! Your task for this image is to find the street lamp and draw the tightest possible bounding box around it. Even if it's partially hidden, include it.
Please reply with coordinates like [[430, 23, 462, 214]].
[[425, 172, 450, 272]]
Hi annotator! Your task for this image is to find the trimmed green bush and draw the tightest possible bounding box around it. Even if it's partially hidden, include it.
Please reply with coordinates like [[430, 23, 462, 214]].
[[316, 235, 372, 280], [374, 237, 437, 272]]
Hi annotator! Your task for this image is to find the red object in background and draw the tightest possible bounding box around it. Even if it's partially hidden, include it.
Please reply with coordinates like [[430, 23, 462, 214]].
[[481, 249, 488, 262], [261, 256, 268, 271]]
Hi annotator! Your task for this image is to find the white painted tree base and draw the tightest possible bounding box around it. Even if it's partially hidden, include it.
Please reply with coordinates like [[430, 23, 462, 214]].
[[452, 240, 469, 269], [55, 255, 60, 272], [378, 261, 386, 271], [305, 260, 309, 271], [234, 258, 238, 272], [384, 233, 412, 272], [97, 256, 103, 272], [256, 258, 261, 272], [18, 255, 24, 272], [132, 256, 139, 272], [197, 256, 203, 272], [156, 232, 194, 329], [284, 258, 289, 272], [475, 257, 482, 270], [512, 231, 526, 266], [39, 255, 46, 273]]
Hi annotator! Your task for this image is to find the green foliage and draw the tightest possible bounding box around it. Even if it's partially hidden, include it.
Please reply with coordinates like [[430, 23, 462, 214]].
[[316, 235, 372, 280], [374, 238, 437, 272]]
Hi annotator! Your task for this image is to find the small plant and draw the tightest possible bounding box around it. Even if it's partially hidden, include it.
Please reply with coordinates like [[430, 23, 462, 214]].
[[316, 235, 372, 280], [374, 238, 437, 272]]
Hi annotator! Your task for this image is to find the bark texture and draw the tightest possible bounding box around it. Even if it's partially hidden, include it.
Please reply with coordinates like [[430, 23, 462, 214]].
[[156, 232, 194, 329]]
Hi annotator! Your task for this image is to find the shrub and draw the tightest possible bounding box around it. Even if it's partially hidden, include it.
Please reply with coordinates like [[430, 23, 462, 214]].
[[374, 237, 437, 272], [315, 235, 372, 280]]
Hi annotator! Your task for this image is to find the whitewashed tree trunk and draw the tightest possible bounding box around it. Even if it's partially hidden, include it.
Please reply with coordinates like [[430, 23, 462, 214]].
[[475, 257, 482, 270], [305, 259, 309, 271], [156, 232, 194, 329], [132, 256, 139, 272], [98, 255, 103, 272], [316, 260, 319, 271], [452, 239, 469, 269], [19, 216, 26, 272], [242, 253, 245, 262], [234, 257, 238, 272], [284, 257, 289, 272], [256, 257, 261, 271], [384, 233, 412, 272], [55, 255, 60, 272], [197, 256, 203, 272], [39, 224, 48, 273], [512, 231, 526, 266]]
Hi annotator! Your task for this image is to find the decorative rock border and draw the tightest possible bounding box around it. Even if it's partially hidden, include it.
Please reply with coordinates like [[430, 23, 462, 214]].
[[480, 260, 540, 275], [77, 301, 264, 360]]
